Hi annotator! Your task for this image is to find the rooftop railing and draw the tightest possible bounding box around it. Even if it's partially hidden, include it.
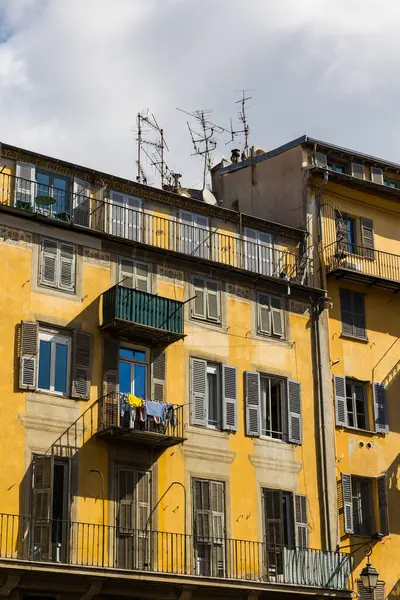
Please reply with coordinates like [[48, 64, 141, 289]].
[[0, 173, 313, 286]]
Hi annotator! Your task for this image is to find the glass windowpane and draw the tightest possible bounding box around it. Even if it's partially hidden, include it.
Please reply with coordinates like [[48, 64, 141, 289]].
[[54, 343, 68, 393], [38, 340, 51, 390]]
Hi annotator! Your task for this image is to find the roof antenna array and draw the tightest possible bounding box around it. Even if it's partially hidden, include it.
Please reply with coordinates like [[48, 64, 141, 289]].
[[134, 111, 174, 188], [177, 107, 230, 190], [226, 90, 253, 160]]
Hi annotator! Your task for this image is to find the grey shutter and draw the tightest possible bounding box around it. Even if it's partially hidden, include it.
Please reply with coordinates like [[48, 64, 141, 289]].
[[341, 473, 354, 534], [206, 280, 220, 322], [377, 475, 389, 536], [135, 262, 150, 292], [294, 495, 308, 548], [210, 480, 225, 577], [190, 358, 207, 426], [351, 162, 365, 179], [151, 349, 166, 403], [192, 277, 206, 319], [334, 375, 347, 427], [40, 238, 58, 286], [32, 454, 53, 561], [116, 468, 135, 569], [358, 581, 385, 600], [193, 479, 211, 540], [258, 293, 271, 334], [120, 257, 135, 288], [102, 338, 119, 428], [245, 371, 261, 436], [287, 380, 302, 444], [59, 243, 76, 291], [15, 162, 35, 204], [136, 470, 151, 569], [370, 167, 384, 185], [271, 296, 284, 338], [19, 321, 38, 390], [263, 488, 284, 547], [222, 365, 237, 431], [373, 382, 389, 434], [71, 331, 92, 399], [361, 218, 375, 259], [314, 152, 327, 168], [340, 289, 355, 337], [353, 292, 366, 339]]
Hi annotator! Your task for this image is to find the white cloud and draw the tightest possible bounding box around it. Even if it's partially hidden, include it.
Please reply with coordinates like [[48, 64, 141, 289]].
[[0, 0, 400, 187]]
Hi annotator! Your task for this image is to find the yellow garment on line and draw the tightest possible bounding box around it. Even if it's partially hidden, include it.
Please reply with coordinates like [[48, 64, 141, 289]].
[[127, 394, 143, 407]]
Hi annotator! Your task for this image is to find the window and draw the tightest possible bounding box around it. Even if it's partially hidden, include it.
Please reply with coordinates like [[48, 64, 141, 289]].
[[327, 162, 345, 174], [40, 238, 76, 292], [334, 376, 388, 433], [345, 380, 368, 430], [340, 289, 366, 339], [341, 473, 389, 537], [190, 358, 237, 431], [257, 293, 285, 338], [193, 478, 225, 577], [384, 178, 397, 189], [335, 211, 358, 255], [109, 190, 142, 241], [38, 331, 71, 394], [262, 489, 308, 575], [245, 372, 302, 444], [261, 376, 284, 439], [119, 347, 148, 398], [192, 276, 221, 323], [352, 477, 373, 535], [179, 210, 210, 259], [244, 227, 274, 276], [36, 170, 70, 216], [72, 178, 91, 226], [119, 257, 151, 292]]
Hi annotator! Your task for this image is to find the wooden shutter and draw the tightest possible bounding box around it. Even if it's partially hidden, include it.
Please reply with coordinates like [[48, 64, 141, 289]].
[[59, 243, 76, 291], [263, 489, 284, 546], [103, 338, 119, 395], [314, 152, 327, 168], [32, 454, 53, 561], [222, 365, 237, 431], [136, 470, 151, 569], [351, 162, 365, 179], [294, 495, 308, 548], [287, 380, 302, 444], [373, 383, 389, 434], [19, 321, 38, 390], [206, 280, 220, 322], [135, 262, 150, 292], [192, 277, 206, 319], [71, 331, 92, 399], [190, 358, 207, 426], [120, 257, 135, 288], [340, 289, 355, 337], [271, 296, 284, 338], [73, 178, 90, 226], [360, 218, 374, 259], [358, 580, 385, 600], [116, 467, 135, 569], [258, 293, 271, 334], [352, 292, 366, 339], [341, 473, 354, 534], [40, 238, 58, 286], [377, 475, 389, 536], [15, 162, 35, 204], [245, 371, 261, 436], [151, 349, 166, 403], [370, 167, 384, 185], [210, 480, 225, 575], [334, 375, 347, 427], [193, 479, 211, 541]]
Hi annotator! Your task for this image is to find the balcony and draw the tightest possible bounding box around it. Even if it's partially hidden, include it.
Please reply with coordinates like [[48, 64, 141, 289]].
[[0, 515, 352, 591], [0, 173, 314, 288], [101, 285, 184, 345], [324, 242, 400, 290], [97, 392, 185, 449]]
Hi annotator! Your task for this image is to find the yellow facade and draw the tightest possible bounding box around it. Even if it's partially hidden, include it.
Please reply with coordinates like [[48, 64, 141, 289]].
[[0, 143, 351, 600]]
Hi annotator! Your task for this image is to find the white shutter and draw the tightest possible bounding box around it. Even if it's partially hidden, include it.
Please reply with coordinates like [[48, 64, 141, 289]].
[[222, 365, 237, 431], [120, 257, 135, 288], [59, 243, 76, 291], [19, 321, 38, 390], [314, 152, 327, 169], [190, 358, 207, 426], [287, 380, 302, 444], [245, 371, 261, 436], [206, 280, 220, 322], [257, 293, 271, 334], [270, 296, 284, 338], [294, 495, 309, 548], [135, 262, 150, 292], [351, 163, 365, 180], [371, 167, 383, 185], [15, 162, 35, 205], [334, 375, 347, 427], [258, 231, 273, 276], [192, 277, 206, 318], [194, 214, 210, 259], [73, 178, 90, 226], [40, 238, 58, 286], [244, 228, 258, 272], [179, 210, 194, 255], [341, 473, 354, 534], [125, 194, 142, 242]]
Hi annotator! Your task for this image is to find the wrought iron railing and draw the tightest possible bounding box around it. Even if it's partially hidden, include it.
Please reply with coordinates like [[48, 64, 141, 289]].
[[98, 393, 184, 440], [102, 285, 183, 335], [0, 514, 352, 589], [324, 242, 400, 283], [0, 173, 313, 286]]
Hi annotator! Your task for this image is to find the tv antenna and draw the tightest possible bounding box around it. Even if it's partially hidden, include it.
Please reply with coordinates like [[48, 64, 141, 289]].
[[134, 111, 174, 188], [177, 107, 230, 189], [226, 90, 252, 159]]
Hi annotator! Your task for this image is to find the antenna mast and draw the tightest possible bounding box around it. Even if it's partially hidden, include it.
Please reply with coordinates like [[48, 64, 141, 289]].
[[134, 111, 174, 188], [226, 90, 253, 159]]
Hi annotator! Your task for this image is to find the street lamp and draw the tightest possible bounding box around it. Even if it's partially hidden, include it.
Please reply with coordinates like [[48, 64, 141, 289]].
[[360, 548, 379, 592]]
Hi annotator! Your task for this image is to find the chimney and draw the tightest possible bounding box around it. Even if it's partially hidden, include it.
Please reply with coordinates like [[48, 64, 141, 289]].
[[231, 148, 240, 164]]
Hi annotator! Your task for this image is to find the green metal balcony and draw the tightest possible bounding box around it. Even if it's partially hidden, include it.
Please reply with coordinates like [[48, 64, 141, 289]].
[[101, 285, 184, 344]]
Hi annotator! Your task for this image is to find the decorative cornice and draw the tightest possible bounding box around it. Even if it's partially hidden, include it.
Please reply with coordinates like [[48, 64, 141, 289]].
[[18, 412, 78, 434], [226, 283, 251, 301], [248, 453, 302, 474], [0, 226, 32, 248], [158, 266, 184, 283], [84, 248, 110, 268], [181, 443, 236, 464]]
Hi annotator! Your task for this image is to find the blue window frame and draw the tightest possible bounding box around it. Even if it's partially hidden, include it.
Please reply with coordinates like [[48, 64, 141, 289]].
[[38, 332, 71, 394], [119, 347, 147, 398]]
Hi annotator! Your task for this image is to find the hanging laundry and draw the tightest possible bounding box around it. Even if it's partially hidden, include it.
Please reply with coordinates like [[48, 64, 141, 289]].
[[166, 404, 176, 427], [146, 401, 166, 423], [127, 394, 143, 407]]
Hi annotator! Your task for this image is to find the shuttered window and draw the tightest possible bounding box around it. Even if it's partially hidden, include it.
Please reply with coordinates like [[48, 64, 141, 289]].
[[192, 276, 221, 323], [257, 293, 285, 338], [360, 217, 374, 259], [340, 474, 389, 537], [38, 331, 71, 395], [335, 376, 387, 433], [15, 162, 35, 205], [190, 358, 237, 431], [40, 238, 76, 293], [119, 257, 151, 292], [340, 288, 366, 339], [193, 478, 225, 577], [357, 580, 385, 600]]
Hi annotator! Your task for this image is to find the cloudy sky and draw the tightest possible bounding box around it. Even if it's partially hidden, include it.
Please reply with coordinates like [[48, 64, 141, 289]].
[[0, 0, 399, 188]]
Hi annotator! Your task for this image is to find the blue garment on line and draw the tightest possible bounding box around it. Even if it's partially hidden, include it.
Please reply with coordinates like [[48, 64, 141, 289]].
[[146, 401, 166, 421]]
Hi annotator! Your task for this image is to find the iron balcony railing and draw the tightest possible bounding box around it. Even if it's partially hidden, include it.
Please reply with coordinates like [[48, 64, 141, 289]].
[[102, 285, 183, 336], [98, 392, 185, 442], [0, 514, 352, 590], [324, 241, 400, 283], [0, 173, 313, 286]]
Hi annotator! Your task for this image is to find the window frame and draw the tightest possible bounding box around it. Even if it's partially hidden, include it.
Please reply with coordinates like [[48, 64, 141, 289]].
[[36, 169, 70, 215], [260, 375, 285, 440], [351, 476, 374, 536], [118, 256, 151, 293], [37, 331, 71, 395], [257, 292, 285, 339], [206, 362, 221, 429], [340, 288, 367, 340], [191, 276, 221, 324], [39, 237, 76, 293], [118, 345, 149, 398], [345, 379, 369, 430]]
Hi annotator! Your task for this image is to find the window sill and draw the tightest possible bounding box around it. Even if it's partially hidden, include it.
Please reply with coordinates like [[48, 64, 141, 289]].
[[259, 434, 286, 444], [186, 424, 230, 439], [35, 388, 73, 400], [336, 424, 382, 436], [340, 334, 369, 343], [190, 316, 222, 327]]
